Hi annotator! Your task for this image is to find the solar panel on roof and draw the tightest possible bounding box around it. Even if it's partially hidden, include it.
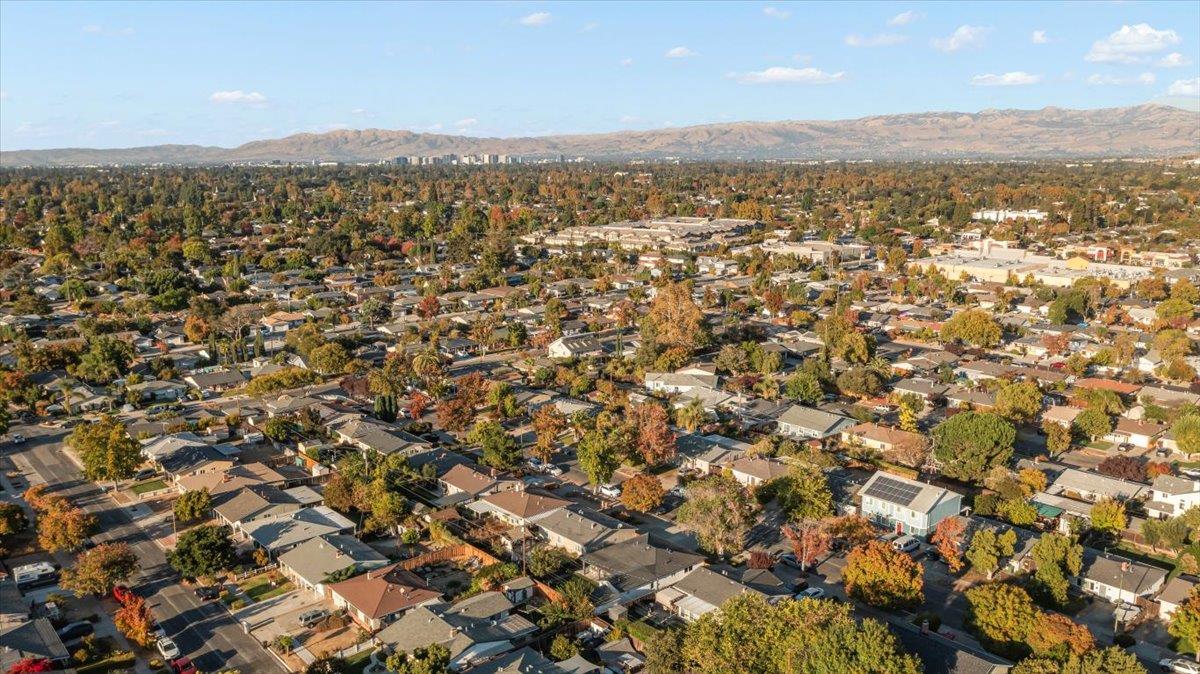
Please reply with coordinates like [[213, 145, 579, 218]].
[[863, 476, 924, 507]]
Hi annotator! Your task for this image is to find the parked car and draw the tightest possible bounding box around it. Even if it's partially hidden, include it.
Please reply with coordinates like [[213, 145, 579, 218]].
[[156, 637, 181, 660], [598, 484, 622, 499], [298, 608, 330, 628], [113, 585, 136, 604], [892, 535, 920, 554], [171, 658, 198, 674], [7, 433, 26, 445], [133, 467, 157, 481], [57, 621, 94, 641], [796, 587, 826, 600], [194, 585, 220, 600], [776, 552, 803, 569], [1161, 659, 1200, 674]]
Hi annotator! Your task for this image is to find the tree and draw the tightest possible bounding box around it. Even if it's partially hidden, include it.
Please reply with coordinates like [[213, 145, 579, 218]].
[[842, 540, 924, 610], [677, 473, 757, 556], [1173, 415, 1200, 457], [784, 370, 823, 405], [1075, 408, 1112, 441], [306, 656, 353, 674], [774, 465, 832, 521], [783, 519, 831, 569], [1097, 455, 1145, 481], [1089, 499, 1126, 536], [674, 398, 709, 433], [630, 403, 676, 466], [468, 421, 521, 470], [1012, 647, 1146, 674], [1030, 533, 1082, 608], [995, 382, 1043, 425], [675, 593, 920, 674], [60, 542, 139, 596], [168, 525, 236, 578], [69, 416, 141, 485], [931, 412, 1016, 482], [540, 575, 597, 627], [1043, 421, 1072, 456], [965, 528, 1017, 580], [620, 473, 665, 512], [577, 426, 621, 487], [37, 501, 96, 553], [72, 335, 134, 385], [941, 309, 1002, 348], [549, 634, 578, 661], [531, 404, 566, 463], [527, 545, 573, 579], [965, 583, 1039, 658], [644, 282, 706, 353], [1169, 587, 1200, 662], [114, 594, 155, 647], [383, 642, 452, 674], [932, 516, 967, 573], [826, 514, 878, 548], [835, 365, 885, 398], [174, 488, 212, 523], [308, 342, 350, 375]]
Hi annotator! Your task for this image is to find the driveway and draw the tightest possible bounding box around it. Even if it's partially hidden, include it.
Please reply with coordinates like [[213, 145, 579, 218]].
[[232, 589, 323, 643]]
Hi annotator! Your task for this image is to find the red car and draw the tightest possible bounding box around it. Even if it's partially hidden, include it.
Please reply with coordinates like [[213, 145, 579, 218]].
[[112, 585, 136, 605], [170, 657, 197, 674]]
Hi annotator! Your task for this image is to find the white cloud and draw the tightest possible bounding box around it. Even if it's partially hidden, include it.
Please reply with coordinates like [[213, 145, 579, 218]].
[[763, 6, 791, 19], [1086, 24, 1180, 63], [1086, 72, 1156, 86], [1159, 52, 1191, 68], [620, 57, 634, 66], [845, 33, 908, 47], [620, 115, 639, 123], [351, 108, 368, 114], [665, 46, 697, 58], [427, 123, 444, 131], [1031, 30, 1048, 44], [82, 24, 134, 36], [1167, 77, 1200, 96], [209, 90, 268, 105], [519, 12, 551, 27], [970, 71, 1042, 87], [888, 10, 919, 26], [455, 118, 478, 129], [733, 66, 845, 85], [932, 25, 987, 52], [581, 21, 599, 32]]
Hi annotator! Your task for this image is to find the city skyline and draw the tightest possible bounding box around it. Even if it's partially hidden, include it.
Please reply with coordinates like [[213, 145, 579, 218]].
[[1, 0, 1199, 151]]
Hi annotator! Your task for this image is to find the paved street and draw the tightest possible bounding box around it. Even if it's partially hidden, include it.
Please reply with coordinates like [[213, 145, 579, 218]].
[[8, 423, 283, 674]]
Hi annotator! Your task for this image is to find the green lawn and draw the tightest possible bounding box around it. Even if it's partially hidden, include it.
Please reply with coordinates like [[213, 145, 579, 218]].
[[344, 647, 375, 673], [130, 478, 168, 495], [1085, 440, 1113, 451], [239, 574, 294, 603]]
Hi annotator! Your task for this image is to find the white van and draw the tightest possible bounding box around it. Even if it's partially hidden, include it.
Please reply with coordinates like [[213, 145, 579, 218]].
[[891, 535, 920, 554], [13, 561, 59, 590]]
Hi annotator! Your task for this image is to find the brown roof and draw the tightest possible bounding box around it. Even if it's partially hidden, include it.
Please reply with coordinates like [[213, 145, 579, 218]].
[[480, 491, 568, 519], [1074, 378, 1142, 395], [440, 464, 498, 496], [329, 564, 442, 620], [845, 422, 924, 448], [176, 462, 286, 495]]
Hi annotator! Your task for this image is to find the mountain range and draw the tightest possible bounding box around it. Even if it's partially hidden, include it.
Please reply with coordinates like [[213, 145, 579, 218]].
[[2, 104, 1197, 167]]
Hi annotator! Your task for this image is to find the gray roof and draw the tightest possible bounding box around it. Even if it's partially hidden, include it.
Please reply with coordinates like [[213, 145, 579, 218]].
[[243, 506, 355, 552], [670, 566, 762, 608], [534, 505, 637, 551], [777, 405, 854, 435], [1048, 468, 1147, 501], [276, 534, 388, 587], [582, 534, 703, 592], [468, 647, 568, 674], [860, 471, 961, 515], [1081, 551, 1168, 596], [1152, 474, 1200, 496], [0, 619, 69, 669]]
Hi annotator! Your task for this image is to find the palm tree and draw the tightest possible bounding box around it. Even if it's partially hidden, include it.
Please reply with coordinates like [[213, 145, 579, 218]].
[[675, 398, 708, 433]]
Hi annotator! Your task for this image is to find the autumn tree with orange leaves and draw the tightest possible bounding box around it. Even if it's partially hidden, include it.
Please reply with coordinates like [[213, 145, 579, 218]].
[[931, 516, 967, 573]]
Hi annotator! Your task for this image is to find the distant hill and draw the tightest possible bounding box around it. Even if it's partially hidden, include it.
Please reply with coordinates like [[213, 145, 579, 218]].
[[3, 104, 1198, 167]]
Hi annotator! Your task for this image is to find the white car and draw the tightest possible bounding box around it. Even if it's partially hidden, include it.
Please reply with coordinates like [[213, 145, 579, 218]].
[[598, 484, 622, 499], [1161, 659, 1200, 674], [795, 587, 826, 600], [156, 637, 181, 660]]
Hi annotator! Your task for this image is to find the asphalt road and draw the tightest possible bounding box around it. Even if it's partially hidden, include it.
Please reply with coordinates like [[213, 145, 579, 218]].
[[10, 423, 283, 674]]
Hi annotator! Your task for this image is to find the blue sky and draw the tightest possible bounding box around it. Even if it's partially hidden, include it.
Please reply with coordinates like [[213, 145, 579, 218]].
[[2, 1, 1198, 150]]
